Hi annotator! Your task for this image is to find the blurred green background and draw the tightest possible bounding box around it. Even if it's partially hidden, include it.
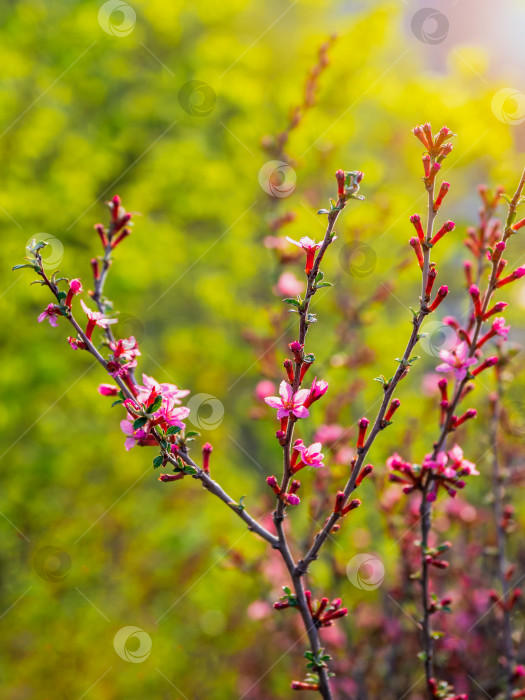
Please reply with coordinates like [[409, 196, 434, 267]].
[[2, 0, 525, 697]]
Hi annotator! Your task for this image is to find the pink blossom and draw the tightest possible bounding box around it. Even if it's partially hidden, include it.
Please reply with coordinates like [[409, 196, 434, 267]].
[[273, 271, 304, 297], [264, 380, 310, 419], [286, 236, 322, 252], [38, 303, 60, 327], [492, 316, 510, 340], [295, 442, 325, 468], [285, 236, 323, 274], [254, 380, 276, 401], [141, 374, 189, 403], [80, 299, 117, 340], [304, 378, 329, 408], [448, 444, 479, 476], [436, 341, 477, 381], [156, 399, 191, 427]]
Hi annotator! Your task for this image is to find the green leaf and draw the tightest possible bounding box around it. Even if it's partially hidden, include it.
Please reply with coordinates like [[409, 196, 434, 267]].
[[152, 455, 164, 469], [166, 425, 181, 435], [185, 430, 200, 438], [315, 271, 324, 284], [283, 298, 300, 307], [111, 399, 124, 407], [12, 264, 39, 272], [374, 375, 387, 386], [133, 417, 148, 430], [317, 208, 329, 215], [417, 651, 428, 661], [148, 395, 163, 413], [57, 291, 67, 302], [315, 282, 333, 289]]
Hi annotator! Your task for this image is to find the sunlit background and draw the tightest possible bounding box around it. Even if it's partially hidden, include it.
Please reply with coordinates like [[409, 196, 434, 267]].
[[2, 1, 525, 698]]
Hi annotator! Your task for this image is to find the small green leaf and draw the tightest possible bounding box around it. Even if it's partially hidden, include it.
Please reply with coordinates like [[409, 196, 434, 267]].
[[315, 271, 324, 284], [152, 455, 164, 469], [417, 651, 428, 661], [315, 282, 333, 289], [133, 417, 148, 430], [185, 430, 200, 438], [57, 291, 67, 302], [111, 399, 124, 407], [148, 395, 163, 413], [12, 264, 39, 272], [283, 298, 301, 307], [317, 208, 329, 215], [166, 425, 181, 436]]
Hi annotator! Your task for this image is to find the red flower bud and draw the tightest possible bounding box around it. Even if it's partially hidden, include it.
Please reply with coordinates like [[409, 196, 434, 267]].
[[357, 417, 369, 449], [433, 182, 450, 211], [409, 237, 424, 269], [410, 214, 425, 242], [283, 358, 295, 383], [384, 398, 401, 422], [94, 223, 108, 248], [430, 220, 455, 246], [202, 442, 213, 473], [428, 285, 448, 312]]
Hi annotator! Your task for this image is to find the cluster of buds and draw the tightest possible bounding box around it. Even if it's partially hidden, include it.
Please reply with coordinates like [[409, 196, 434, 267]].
[[387, 444, 478, 501], [94, 195, 133, 250], [305, 591, 348, 627], [335, 168, 364, 202], [427, 677, 467, 700], [488, 587, 522, 612], [267, 475, 301, 506], [422, 540, 452, 571], [412, 123, 455, 184]]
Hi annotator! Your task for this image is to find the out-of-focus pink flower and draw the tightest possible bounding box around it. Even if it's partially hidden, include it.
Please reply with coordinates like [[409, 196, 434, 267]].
[[421, 373, 441, 397], [98, 383, 119, 396], [254, 380, 276, 401], [314, 424, 345, 446], [38, 304, 60, 327], [436, 341, 477, 381], [492, 316, 510, 339], [264, 380, 310, 419], [273, 271, 304, 297]]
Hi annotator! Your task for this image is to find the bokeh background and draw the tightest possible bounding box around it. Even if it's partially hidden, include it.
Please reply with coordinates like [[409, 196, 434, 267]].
[[3, 0, 525, 698]]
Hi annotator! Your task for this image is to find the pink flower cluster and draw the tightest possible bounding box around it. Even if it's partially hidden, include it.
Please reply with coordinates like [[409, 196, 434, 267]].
[[387, 444, 478, 501], [98, 374, 190, 450]]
